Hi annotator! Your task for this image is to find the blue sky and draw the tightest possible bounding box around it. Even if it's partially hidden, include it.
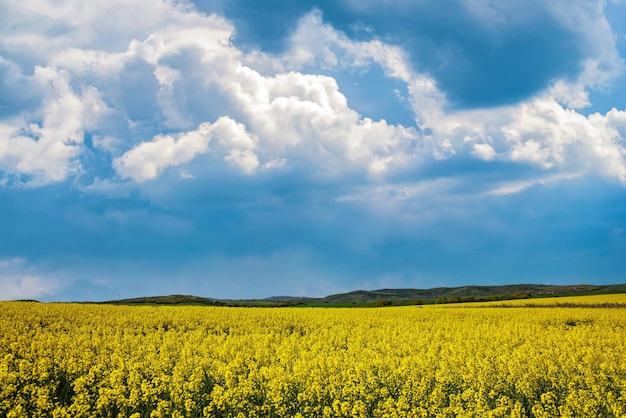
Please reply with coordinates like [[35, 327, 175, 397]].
[[1, 0, 626, 301]]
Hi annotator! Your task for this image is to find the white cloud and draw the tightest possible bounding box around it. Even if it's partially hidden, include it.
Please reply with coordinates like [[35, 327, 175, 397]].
[[502, 96, 626, 180], [0, 257, 60, 300], [105, 11, 420, 182], [275, 11, 447, 128], [471, 143, 496, 161], [154, 65, 189, 129], [486, 173, 583, 196], [0, 0, 213, 61], [52, 48, 130, 77], [80, 177, 134, 198], [114, 123, 213, 182], [0, 0, 237, 184], [0, 66, 110, 184], [3, 3, 422, 185], [114, 116, 257, 181], [337, 178, 458, 204], [1, 0, 625, 190], [92, 135, 122, 154], [517, 1, 625, 111]]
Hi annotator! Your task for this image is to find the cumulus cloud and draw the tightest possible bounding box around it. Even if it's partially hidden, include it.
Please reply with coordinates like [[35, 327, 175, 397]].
[[471, 143, 496, 161], [102, 10, 422, 181], [0, 0, 625, 190], [114, 116, 258, 181], [270, 10, 626, 183], [0, 66, 110, 184], [501, 96, 626, 180], [2, 3, 425, 185]]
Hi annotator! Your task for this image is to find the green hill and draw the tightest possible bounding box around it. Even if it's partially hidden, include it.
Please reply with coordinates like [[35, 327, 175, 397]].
[[95, 283, 626, 307]]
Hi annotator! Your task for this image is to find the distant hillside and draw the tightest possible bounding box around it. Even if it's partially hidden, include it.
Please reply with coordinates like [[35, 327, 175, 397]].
[[104, 295, 228, 306], [314, 284, 626, 304], [98, 283, 626, 307]]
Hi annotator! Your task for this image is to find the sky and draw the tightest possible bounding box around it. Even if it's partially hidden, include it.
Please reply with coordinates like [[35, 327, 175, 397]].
[[1, 0, 626, 301]]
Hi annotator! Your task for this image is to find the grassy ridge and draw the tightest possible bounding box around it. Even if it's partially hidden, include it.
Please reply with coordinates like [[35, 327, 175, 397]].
[[97, 283, 626, 307]]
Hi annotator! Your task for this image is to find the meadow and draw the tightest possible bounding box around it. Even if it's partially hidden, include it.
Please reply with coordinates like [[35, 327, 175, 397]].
[[1, 295, 625, 417]]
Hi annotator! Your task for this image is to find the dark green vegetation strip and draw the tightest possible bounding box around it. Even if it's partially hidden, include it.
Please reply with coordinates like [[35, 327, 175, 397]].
[[83, 283, 626, 308]]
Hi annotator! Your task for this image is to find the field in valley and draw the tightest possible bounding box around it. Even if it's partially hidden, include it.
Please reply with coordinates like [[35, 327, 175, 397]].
[[1, 294, 625, 417]]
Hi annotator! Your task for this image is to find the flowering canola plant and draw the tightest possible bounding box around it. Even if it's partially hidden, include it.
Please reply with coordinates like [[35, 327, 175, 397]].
[[467, 293, 626, 307], [1, 300, 625, 417]]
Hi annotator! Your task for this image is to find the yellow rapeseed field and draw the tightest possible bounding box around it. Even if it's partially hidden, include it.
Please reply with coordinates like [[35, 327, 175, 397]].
[[1, 299, 625, 417], [462, 293, 626, 307]]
